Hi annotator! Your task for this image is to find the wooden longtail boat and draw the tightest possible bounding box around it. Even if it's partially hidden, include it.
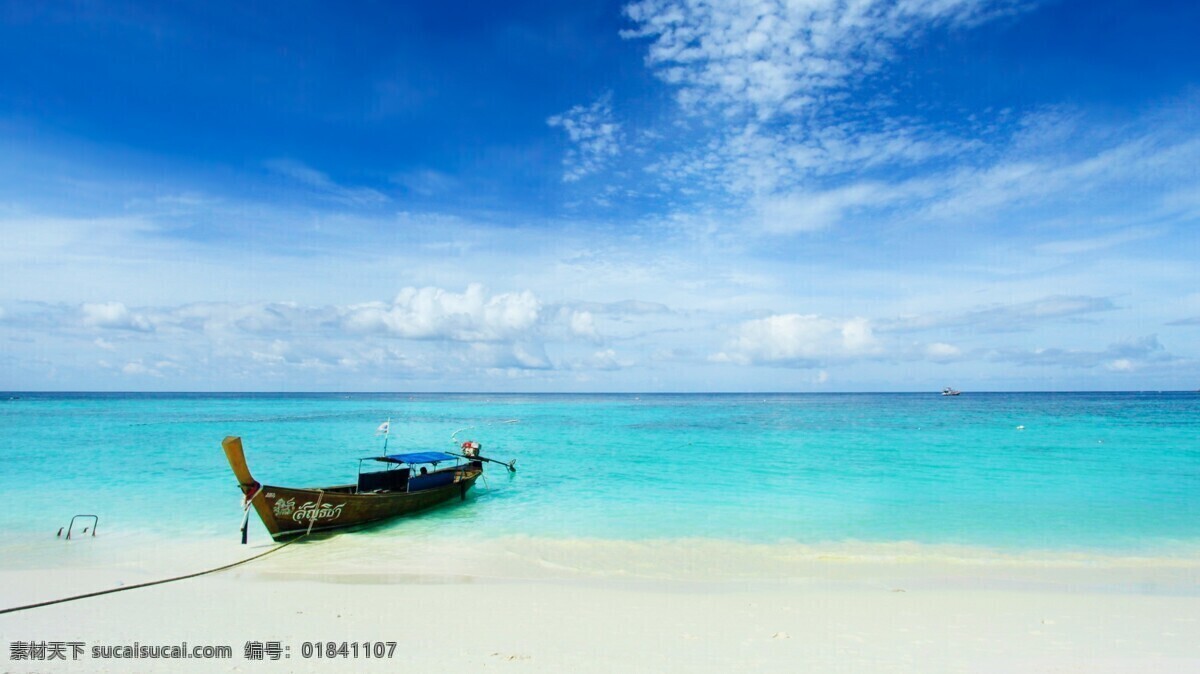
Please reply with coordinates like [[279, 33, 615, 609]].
[[222, 435, 507, 542]]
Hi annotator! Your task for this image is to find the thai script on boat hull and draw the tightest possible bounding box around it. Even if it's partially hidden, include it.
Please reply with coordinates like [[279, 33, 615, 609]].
[[271, 497, 294, 517], [291, 500, 346, 523]]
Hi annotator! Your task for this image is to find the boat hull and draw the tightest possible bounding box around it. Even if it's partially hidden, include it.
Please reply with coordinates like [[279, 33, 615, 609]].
[[253, 476, 480, 540], [223, 436, 481, 541]]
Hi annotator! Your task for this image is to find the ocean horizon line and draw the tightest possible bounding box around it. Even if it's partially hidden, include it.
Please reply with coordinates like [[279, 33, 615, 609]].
[[2, 389, 1198, 396]]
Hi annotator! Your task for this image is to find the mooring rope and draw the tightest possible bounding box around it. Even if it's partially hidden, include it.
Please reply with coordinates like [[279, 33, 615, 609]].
[[0, 535, 307, 616], [305, 490, 325, 537]]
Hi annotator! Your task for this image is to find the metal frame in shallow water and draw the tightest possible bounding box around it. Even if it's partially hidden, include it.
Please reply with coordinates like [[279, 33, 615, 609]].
[[221, 436, 483, 542]]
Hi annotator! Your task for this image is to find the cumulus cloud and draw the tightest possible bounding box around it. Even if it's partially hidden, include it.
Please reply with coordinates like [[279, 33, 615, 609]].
[[569, 310, 599, 339], [711, 313, 880, 367], [924, 342, 962, 361], [547, 93, 622, 181], [4, 285, 667, 384], [341, 284, 541, 342], [80, 302, 154, 332]]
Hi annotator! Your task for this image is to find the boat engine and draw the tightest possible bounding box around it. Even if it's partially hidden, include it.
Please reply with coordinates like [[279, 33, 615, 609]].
[[461, 440, 481, 458]]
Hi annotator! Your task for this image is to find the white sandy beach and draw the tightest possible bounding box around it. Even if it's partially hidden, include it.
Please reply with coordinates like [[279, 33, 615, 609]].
[[2, 535, 1198, 673]]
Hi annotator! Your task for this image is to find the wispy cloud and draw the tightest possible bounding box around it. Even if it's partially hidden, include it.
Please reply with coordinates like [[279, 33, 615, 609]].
[[751, 182, 895, 233], [1166, 316, 1200, 326], [885, 295, 1119, 334], [392, 168, 459, 197], [1033, 226, 1163, 256], [611, 0, 1200, 276], [547, 93, 622, 182], [989, 335, 1178, 371], [622, 0, 1026, 202], [624, 0, 1025, 122], [713, 109, 1200, 240], [265, 159, 389, 206]]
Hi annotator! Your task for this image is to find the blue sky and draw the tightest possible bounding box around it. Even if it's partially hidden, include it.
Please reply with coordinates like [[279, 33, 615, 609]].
[[1, 0, 1199, 392]]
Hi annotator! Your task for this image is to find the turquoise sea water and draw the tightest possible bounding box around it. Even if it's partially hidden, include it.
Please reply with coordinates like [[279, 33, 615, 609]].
[[1, 392, 1198, 556]]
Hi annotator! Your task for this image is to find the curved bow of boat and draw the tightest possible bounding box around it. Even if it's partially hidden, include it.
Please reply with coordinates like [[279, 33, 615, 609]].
[[223, 436, 282, 542], [222, 436, 258, 493]]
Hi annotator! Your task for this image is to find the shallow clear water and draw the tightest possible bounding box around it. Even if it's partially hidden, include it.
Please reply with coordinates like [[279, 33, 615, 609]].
[[1, 392, 1198, 555]]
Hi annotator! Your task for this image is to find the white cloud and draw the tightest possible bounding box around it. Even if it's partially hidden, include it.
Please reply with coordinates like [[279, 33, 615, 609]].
[[712, 314, 880, 366], [732, 110, 1200, 237], [7, 287, 680, 383], [624, 0, 1023, 121], [341, 284, 541, 342], [80, 302, 153, 332], [619, 0, 1033, 223], [1106, 358, 1134, 372], [250, 339, 292, 365], [581, 348, 635, 371], [569, 310, 599, 339], [547, 93, 622, 181], [925, 342, 962, 361], [121, 360, 166, 377]]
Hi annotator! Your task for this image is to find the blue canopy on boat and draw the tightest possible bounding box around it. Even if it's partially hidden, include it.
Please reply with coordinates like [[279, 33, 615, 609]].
[[378, 451, 458, 465]]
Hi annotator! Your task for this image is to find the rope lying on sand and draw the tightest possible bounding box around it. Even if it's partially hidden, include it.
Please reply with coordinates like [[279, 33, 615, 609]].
[[0, 536, 305, 616]]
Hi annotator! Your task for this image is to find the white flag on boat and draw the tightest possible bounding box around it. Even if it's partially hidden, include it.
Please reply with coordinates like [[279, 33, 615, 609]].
[[376, 421, 390, 435]]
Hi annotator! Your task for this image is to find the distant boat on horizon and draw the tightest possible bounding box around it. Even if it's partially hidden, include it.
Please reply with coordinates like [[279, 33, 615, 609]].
[[942, 387, 962, 396]]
